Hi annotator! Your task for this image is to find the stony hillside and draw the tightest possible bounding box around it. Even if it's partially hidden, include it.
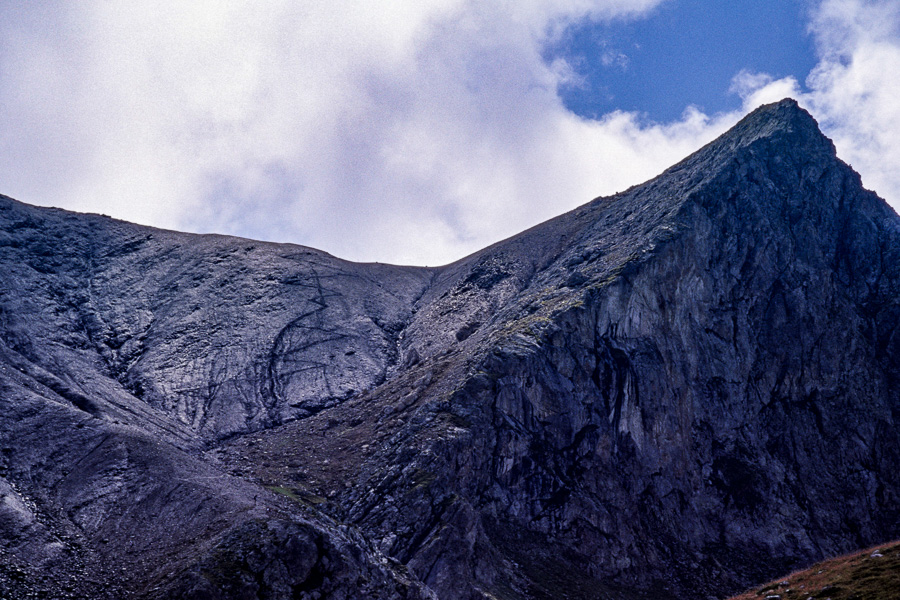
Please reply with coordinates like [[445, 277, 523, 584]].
[[0, 99, 898, 599]]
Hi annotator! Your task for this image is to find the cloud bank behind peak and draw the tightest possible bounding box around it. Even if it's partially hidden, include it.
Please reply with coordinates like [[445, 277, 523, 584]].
[[0, 1, 897, 265]]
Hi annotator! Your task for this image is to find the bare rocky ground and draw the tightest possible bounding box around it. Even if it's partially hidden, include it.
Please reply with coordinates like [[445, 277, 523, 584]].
[[0, 100, 898, 599]]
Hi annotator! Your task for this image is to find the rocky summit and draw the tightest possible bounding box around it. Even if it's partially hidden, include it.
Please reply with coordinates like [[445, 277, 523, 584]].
[[0, 99, 898, 600]]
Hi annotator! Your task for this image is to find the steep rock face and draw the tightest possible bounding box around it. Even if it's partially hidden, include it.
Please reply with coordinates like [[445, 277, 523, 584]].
[[260, 100, 900, 599], [0, 99, 898, 599]]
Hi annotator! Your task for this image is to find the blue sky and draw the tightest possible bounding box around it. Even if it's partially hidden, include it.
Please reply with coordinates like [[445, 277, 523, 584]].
[[0, 1, 898, 265], [551, 0, 818, 121]]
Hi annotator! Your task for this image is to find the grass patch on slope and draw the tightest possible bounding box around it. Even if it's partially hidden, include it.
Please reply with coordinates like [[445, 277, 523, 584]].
[[728, 540, 900, 600]]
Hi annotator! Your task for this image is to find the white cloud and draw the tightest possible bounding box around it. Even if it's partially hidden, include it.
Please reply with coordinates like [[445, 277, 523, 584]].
[[0, 0, 702, 265], [729, 71, 802, 105], [599, 47, 630, 69], [805, 0, 900, 208], [0, 0, 897, 266]]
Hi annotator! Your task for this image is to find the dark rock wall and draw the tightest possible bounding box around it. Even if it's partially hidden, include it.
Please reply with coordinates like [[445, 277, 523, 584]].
[[323, 101, 900, 599]]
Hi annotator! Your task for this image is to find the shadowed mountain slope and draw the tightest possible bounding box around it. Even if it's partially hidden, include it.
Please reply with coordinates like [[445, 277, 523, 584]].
[[0, 99, 898, 599]]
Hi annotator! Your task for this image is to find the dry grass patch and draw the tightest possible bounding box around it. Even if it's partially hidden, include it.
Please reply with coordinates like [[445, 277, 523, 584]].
[[729, 540, 900, 600]]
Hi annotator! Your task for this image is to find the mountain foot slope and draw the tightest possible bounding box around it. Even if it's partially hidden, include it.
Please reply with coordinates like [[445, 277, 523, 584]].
[[728, 539, 900, 600], [0, 99, 898, 599]]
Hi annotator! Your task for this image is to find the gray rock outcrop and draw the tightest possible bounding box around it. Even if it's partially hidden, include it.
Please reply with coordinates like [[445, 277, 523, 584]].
[[0, 99, 897, 599]]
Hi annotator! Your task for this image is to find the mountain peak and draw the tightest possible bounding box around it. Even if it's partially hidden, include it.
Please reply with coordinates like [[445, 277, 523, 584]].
[[638, 97, 842, 227], [717, 97, 836, 158], [1, 96, 899, 600], [743, 97, 808, 124]]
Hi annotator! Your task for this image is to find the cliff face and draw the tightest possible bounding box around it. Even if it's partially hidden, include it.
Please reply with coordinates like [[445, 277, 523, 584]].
[[0, 99, 898, 600]]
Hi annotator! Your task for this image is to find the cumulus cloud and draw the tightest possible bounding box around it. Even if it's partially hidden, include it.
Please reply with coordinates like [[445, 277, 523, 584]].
[[806, 0, 900, 208], [0, 0, 728, 265], [0, 1, 897, 265]]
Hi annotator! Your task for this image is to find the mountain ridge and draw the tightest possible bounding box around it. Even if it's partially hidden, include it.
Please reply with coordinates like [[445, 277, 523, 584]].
[[0, 98, 898, 599]]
